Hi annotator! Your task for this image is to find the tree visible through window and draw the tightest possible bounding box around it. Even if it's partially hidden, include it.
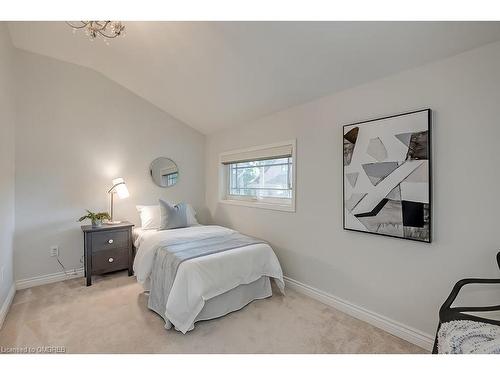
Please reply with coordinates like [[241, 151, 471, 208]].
[[228, 157, 292, 199]]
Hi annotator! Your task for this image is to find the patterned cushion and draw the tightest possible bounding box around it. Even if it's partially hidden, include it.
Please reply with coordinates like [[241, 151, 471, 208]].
[[438, 320, 500, 354]]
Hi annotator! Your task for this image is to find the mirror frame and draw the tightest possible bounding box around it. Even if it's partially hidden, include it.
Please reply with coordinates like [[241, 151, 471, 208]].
[[149, 157, 179, 188]]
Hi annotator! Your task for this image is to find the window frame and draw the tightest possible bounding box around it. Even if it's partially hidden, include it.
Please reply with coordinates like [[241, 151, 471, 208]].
[[162, 172, 178, 187], [218, 140, 296, 212]]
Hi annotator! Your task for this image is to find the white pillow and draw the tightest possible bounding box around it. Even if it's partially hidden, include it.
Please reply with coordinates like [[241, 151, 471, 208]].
[[136, 205, 161, 229], [136, 203, 198, 229]]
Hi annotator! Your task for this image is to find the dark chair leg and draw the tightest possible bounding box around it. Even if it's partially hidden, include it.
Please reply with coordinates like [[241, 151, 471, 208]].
[[431, 323, 441, 354]]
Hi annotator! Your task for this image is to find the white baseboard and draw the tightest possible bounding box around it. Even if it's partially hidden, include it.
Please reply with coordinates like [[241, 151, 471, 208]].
[[283, 276, 434, 351], [0, 284, 16, 330], [15, 268, 84, 290]]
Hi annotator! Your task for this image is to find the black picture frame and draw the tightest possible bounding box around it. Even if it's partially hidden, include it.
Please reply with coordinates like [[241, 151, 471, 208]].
[[342, 109, 432, 243]]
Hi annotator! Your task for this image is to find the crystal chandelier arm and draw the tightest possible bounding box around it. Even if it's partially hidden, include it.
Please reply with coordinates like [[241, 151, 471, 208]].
[[98, 31, 121, 38], [99, 24, 124, 38], [92, 21, 111, 31], [65, 21, 89, 29]]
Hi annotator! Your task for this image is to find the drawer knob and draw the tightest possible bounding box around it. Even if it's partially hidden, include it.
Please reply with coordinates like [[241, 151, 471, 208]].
[[108, 257, 114, 263], [108, 239, 114, 244]]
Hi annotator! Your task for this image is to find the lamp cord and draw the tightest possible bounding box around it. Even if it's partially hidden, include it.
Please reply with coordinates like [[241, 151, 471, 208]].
[[56, 257, 76, 277]]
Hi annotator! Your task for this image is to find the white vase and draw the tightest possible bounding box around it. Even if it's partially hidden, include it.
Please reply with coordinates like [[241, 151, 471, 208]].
[[92, 219, 102, 228]]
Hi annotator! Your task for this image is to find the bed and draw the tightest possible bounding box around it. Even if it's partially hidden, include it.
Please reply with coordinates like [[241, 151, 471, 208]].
[[133, 225, 285, 333]]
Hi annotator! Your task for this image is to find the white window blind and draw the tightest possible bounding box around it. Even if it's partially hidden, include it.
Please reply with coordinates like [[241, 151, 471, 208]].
[[221, 144, 293, 165]]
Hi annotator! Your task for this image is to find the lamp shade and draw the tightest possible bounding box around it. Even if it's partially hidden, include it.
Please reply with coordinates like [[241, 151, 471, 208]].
[[112, 177, 129, 199]]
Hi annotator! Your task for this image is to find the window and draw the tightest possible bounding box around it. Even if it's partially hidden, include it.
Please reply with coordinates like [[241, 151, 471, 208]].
[[162, 172, 178, 187], [219, 140, 296, 211], [228, 157, 292, 199]]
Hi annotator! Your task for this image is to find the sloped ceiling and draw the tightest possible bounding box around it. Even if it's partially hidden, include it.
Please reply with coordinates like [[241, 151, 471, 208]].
[[8, 21, 500, 134]]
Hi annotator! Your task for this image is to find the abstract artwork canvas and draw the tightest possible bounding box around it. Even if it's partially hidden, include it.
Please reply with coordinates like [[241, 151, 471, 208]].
[[343, 109, 432, 243]]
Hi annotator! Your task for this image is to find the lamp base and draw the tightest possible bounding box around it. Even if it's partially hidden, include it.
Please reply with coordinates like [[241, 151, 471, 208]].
[[106, 221, 122, 225]]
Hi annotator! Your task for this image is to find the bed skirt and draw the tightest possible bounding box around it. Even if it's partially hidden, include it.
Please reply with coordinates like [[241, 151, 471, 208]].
[[195, 276, 272, 323], [147, 276, 272, 332]]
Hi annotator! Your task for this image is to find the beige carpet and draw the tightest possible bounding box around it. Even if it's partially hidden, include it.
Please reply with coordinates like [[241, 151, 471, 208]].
[[0, 271, 425, 353]]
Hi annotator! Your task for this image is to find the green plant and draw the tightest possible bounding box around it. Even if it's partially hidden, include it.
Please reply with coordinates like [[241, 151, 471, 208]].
[[78, 210, 111, 223]]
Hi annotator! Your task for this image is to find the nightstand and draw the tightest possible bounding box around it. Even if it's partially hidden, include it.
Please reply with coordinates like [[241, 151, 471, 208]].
[[81, 221, 134, 286]]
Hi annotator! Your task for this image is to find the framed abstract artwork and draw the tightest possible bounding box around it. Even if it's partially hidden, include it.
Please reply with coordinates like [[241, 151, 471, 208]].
[[343, 109, 432, 243]]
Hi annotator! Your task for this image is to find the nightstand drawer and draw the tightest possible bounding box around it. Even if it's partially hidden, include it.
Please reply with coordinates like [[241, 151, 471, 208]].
[[92, 247, 129, 274], [91, 229, 128, 252]]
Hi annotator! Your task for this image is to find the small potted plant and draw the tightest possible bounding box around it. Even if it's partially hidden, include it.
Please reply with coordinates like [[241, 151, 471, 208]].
[[78, 210, 111, 227]]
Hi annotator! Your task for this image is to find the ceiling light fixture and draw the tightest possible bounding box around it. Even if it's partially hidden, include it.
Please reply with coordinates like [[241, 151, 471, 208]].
[[66, 21, 125, 41]]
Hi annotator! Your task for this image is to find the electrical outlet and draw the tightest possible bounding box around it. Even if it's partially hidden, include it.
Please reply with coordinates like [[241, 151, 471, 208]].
[[50, 246, 59, 257]]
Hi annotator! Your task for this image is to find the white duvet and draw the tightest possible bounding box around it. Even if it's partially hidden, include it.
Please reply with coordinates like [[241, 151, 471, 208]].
[[133, 225, 284, 332]]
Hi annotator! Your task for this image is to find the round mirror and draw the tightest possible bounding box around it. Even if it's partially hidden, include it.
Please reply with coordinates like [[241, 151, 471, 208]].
[[150, 157, 179, 187]]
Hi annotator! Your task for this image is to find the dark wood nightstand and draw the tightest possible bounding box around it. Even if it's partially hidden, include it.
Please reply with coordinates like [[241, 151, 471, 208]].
[[81, 221, 134, 286]]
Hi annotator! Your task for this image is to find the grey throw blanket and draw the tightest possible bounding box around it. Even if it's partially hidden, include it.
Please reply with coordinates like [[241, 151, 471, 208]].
[[147, 232, 266, 323]]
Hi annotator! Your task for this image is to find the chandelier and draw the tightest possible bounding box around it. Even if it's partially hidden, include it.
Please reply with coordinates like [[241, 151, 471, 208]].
[[66, 21, 125, 41]]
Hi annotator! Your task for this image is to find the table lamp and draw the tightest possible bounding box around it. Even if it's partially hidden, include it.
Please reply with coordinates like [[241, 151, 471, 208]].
[[107, 177, 129, 224]]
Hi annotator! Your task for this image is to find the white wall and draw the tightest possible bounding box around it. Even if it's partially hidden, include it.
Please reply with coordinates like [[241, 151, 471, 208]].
[[14, 50, 206, 281], [0, 25, 16, 307], [206, 41, 500, 336]]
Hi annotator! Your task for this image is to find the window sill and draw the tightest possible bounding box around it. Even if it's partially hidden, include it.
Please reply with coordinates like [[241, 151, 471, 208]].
[[219, 198, 295, 213]]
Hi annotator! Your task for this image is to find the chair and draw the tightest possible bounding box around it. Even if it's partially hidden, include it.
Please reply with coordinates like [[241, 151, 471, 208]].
[[432, 252, 500, 354]]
